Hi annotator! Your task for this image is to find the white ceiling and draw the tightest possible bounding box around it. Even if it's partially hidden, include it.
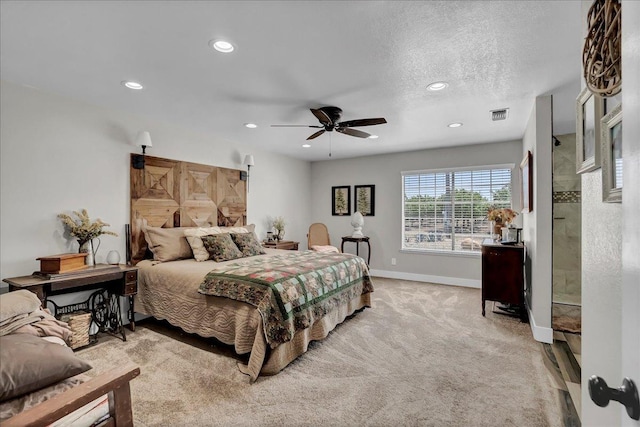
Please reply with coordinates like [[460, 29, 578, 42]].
[[0, 1, 582, 161]]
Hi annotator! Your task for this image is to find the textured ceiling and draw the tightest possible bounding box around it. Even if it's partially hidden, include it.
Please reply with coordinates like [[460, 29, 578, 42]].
[[0, 1, 582, 161]]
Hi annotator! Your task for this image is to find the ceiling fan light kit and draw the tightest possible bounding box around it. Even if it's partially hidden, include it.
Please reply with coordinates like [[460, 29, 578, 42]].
[[210, 39, 235, 53], [427, 81, 449, 91], [272, 106, 387, 141]]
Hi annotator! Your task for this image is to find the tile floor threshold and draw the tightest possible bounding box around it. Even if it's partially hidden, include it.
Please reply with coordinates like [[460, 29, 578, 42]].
[[543, 331, 582, 427]]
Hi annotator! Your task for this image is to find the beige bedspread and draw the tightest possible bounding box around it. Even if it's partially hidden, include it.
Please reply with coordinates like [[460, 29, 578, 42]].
[[135, 249, 371, 381]]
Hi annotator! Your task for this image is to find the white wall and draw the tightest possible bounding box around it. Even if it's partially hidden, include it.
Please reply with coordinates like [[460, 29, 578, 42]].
[[521, 95, 554, 342], [0, 81, 312, 281], [310, 140, 522, 287]]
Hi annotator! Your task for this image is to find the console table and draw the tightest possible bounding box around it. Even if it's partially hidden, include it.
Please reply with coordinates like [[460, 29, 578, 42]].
[[2, 264, 138, 340], [263, 240, 299, 250], [481, 239, 526, 322], [341, 236, 371, 265]]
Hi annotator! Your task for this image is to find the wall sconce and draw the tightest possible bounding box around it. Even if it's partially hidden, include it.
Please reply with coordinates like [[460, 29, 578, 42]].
[[243, 154, 255, 191], [132, 131, 153, 169]]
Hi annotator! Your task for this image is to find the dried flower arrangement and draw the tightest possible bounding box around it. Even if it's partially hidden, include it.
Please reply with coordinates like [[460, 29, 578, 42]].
[[58, 209, 118, 246], [486, 207, 518, 224], [272, 216, 285, 232]]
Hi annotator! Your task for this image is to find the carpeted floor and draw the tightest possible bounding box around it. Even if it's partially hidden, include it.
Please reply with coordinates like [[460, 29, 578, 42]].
[[76, 278, 563, 426]]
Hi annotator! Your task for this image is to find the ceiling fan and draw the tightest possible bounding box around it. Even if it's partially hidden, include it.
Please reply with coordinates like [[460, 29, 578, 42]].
[[271, 106, 387, 140]]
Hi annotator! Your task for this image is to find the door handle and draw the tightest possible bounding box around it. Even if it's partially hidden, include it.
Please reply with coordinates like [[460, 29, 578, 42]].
[[588, 376, 640, 420]]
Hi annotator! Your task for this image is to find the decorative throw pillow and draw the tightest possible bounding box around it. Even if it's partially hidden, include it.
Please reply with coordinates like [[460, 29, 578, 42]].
[[184, 227, 222, 262], [0, 334, 92, 402], [185, 224, 257, 261], [231, 233, 266, 257], [143, 226, 194, 262], [201, 234, 244, 262]]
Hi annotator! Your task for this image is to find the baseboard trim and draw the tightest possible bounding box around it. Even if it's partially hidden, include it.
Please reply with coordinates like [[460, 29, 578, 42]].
[[527, 302, 553, 344], [368, 269, 481, 289]]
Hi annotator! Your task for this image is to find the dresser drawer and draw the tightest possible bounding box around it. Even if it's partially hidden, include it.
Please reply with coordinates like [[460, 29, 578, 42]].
[[122, 282, 137, 295], [125, 270, 137, 283]]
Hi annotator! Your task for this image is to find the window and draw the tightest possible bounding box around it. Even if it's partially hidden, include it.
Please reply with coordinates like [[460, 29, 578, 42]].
[[402, 166, 512, 253]]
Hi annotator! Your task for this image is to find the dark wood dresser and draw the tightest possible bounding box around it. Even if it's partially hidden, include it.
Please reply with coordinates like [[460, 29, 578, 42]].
[[481, 239, 526, 322]]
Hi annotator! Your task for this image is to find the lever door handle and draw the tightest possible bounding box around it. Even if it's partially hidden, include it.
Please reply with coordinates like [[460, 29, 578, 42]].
[[588, 376, 640, 420]]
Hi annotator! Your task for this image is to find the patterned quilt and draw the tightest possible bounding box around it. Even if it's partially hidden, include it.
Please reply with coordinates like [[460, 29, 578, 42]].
[[198, 250, 373, 348]]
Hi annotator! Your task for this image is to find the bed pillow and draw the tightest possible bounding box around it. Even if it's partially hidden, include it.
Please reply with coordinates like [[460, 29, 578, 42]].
[[231, 232, 266, 257], [143, 226, 194, 262], [218, 224, 255, 235], [184, 227, 222, 262], [0, 334, 92, 402], [201, 234, 244, 262]]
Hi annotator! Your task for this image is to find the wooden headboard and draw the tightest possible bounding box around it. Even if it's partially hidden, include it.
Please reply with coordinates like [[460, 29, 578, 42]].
[[129, 154, 246, 265]]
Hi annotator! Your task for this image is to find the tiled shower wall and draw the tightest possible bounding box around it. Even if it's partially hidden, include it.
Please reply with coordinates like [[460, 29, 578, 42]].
[[552, 133, 581, 305]]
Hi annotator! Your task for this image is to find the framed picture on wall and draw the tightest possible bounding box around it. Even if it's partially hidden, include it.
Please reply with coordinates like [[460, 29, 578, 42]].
[[331, 186, 351, 215], [576, 87, 605, 174], [354, 185, 375, 216], [520, 150, 533, 213], [601, 104, 622, 203]]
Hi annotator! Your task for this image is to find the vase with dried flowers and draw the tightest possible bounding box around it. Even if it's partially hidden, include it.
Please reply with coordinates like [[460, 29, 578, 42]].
[[272, 216, 285, 241], [58, 209, 118, 266], [486, 207, 518, 239]]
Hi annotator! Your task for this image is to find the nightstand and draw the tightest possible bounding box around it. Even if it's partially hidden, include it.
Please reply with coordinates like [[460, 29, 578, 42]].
[[263, 240, 299, 250]]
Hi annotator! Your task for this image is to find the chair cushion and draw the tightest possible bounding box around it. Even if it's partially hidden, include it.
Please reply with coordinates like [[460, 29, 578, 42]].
[[310, 245, 340, 254]]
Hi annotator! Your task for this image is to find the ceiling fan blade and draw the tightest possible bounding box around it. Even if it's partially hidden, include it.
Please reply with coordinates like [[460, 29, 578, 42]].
[[311, 108, 332, 126], [271, 125, 324, 128], [336, 128, 371, 138], [338, 118, 387, 128], [307, 130, 326, 140]]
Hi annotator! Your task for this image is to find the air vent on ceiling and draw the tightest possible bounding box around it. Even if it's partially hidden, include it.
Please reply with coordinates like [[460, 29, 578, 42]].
[[491, 108, 509, 121]]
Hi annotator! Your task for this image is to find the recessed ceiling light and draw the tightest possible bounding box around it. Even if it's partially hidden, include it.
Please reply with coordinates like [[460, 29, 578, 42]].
[[210, 40, 235, 53], [368, 135, 379, 139], [302, 144, 311, 148], [448, 122, 463, 128], [244, 123, 257, 128], [121, 80, 143, 90], [427, 81, 449, 91]]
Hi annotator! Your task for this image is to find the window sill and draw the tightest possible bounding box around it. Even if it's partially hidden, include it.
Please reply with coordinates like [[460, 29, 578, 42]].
[[399, 248, 481, 258]]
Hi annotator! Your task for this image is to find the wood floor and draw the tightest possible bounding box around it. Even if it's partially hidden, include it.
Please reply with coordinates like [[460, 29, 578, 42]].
[[542, 331, 582, 427]]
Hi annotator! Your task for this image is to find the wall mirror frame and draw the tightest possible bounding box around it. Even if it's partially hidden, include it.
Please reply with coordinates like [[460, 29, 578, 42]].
[[576, 87, 605, 174], [601, 103, 623, 203]]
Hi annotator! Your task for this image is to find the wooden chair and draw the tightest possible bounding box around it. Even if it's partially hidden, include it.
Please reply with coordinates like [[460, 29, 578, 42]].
[[307, 223, 340, 253]]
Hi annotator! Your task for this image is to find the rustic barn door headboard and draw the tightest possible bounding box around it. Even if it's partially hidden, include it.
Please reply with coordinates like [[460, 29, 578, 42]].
[[130, 154, 246, 264]]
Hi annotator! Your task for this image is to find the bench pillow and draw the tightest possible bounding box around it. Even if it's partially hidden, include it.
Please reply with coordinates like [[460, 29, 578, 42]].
[[0, 334, 92, 402]]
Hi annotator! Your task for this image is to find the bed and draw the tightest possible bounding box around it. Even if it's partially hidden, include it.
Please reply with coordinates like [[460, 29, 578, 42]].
[[135, 248, 373, 381], [129, 155, 373, 381]]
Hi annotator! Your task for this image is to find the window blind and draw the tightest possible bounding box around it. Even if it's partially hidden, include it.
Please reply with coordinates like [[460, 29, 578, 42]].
[[402, 167, 512, 252]]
